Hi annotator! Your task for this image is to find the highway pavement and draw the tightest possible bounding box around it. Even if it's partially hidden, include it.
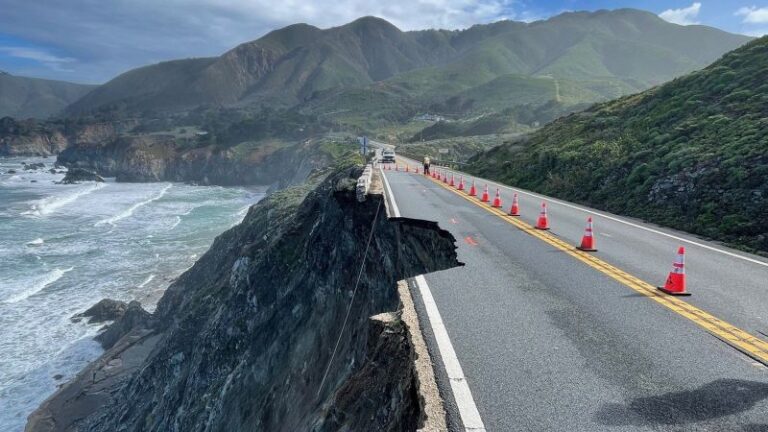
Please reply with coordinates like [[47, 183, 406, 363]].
[[380, 162, 768, 431]]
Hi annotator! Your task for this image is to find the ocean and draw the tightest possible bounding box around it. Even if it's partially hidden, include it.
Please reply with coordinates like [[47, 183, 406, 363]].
[[0, 157, 264, 431]]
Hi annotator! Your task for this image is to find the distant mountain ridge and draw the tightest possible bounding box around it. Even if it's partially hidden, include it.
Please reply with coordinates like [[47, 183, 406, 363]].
[[0, 73, 95, 119], [64, 9, 751, 117]]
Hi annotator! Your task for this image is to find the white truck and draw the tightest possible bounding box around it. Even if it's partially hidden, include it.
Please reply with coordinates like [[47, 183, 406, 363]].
[[382, 149, 396, 163]]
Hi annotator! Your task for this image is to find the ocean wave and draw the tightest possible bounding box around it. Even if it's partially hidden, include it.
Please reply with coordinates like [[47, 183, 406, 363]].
[[2, 267, 74, 303], [26, 238, 45, 246], [138, 274, 156, 288], [169, 216, 182, 231], [22, 183, 107, 217], [95, 184, 172, 227]]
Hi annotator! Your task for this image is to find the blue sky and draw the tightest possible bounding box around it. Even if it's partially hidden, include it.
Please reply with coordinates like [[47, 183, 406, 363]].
[[0, 0, 766, 84]]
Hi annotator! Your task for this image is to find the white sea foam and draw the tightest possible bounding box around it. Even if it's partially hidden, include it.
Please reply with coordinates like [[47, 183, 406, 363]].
[[22, 183, 106, 217], [3, 267, 74, 303], [95, 184, 172, 227], [169, 216, 182, 231], [138, 274, 155, 288], [26, 238, 44, 246]]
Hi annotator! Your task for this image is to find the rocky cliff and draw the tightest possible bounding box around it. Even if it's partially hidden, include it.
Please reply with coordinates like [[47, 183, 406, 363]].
[[0, 118, 135, 157], [27, 163, 458, 431], [56, 135, 343, 187]]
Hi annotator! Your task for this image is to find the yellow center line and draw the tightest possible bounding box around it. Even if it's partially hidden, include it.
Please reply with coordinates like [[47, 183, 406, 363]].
[[399, 164, 768, 365]]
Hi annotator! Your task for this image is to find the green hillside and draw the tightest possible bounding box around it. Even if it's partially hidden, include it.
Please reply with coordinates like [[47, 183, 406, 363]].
[[64, 9, 751, 126], [468, 36, 768, 254], [0, 72, 95, 119]]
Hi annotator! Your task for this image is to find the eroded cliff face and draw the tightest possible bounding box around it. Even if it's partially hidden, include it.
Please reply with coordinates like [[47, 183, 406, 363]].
[[27, 165, 458, 432], [0, 120, 135, 157], [56, 136, 332, 187]]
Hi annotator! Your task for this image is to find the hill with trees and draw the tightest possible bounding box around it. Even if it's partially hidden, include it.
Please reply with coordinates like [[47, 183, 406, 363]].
[[64, 9, 750, 132], [468, 36, 768, 254], [0, 71, 94, 118]]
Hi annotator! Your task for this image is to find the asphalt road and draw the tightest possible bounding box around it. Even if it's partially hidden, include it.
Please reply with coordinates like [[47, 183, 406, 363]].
[[380, 165, 768, 431]]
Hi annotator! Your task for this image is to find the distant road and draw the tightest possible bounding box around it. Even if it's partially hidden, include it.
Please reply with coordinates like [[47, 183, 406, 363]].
[[379, 156, 768, 431]]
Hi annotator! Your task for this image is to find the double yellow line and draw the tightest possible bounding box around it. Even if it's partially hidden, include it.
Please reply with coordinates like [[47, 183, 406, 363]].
[[420, 170, 768, 365]]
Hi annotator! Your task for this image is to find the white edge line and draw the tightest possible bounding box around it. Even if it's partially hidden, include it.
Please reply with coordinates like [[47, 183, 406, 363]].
[[415, 275, 487, 432], [398, 156, 768, 268], [380, 168, 400, 217], [380, 168, 486, 432]]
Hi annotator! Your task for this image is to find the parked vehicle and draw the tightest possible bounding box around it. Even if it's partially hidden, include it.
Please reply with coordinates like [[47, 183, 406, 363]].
[[382, 149, 396, 163]]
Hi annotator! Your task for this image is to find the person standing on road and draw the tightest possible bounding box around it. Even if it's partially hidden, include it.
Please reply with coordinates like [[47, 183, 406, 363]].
[[423, 155, 431, 175]]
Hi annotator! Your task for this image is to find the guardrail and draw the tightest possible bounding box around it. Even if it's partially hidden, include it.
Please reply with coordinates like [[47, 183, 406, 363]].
[[356, 152, 380, 202]]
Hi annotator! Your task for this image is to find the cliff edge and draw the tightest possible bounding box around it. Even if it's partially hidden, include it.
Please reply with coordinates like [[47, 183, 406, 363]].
[[27, 162, 459, 431]]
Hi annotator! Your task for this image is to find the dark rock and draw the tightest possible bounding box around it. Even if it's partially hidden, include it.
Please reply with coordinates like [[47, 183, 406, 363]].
[[94, 301, 153, 350], [321, 313, 420, 431], [27, 168, 460, 432], [7, 169, 16, 174], [30, 180, 37, 183], [71, 299, 128, 324], [52, 375, 63, 381], [23, 162, 45, 170], [58, 168, 104, 184], [48, 168, 57, 174]]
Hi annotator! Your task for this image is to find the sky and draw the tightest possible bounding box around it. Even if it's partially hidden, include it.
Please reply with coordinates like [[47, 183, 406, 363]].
[[0, 0, 766, 84]]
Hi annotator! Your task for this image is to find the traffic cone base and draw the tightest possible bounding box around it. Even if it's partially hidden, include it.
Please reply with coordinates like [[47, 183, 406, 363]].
[[657, 284, 691, 296]]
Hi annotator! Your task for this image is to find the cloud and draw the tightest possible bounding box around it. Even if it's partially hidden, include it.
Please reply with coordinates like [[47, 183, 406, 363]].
[[0, 0, 520, 83], [0, 46, 76, 72], [741, 29, 768, 37], [736, 6, 768, 24], [659, 2, 701, 25]]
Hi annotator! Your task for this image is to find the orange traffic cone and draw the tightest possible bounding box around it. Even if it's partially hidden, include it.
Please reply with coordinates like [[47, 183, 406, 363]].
[[443, 172, 448, 184], [480, 185, 490, 203], [658, 247, 690, 296], [431, 170, 436, 179], [492, 188, 502, 208], [449, 174, 455, 187], [508, 193, 520, 216], [395, 164, 399, 171], [577, 217, 597, 251], [457, 176, 465, 191], [535, 202, 550, 230], [469, 180, 477, 196]]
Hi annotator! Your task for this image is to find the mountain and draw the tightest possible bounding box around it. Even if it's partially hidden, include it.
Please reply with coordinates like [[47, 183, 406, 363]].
[[66, 17, 439, 115], [467, 36, 768, 254], [64, 10, 751, 122], [0, 72, 95, 118]]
